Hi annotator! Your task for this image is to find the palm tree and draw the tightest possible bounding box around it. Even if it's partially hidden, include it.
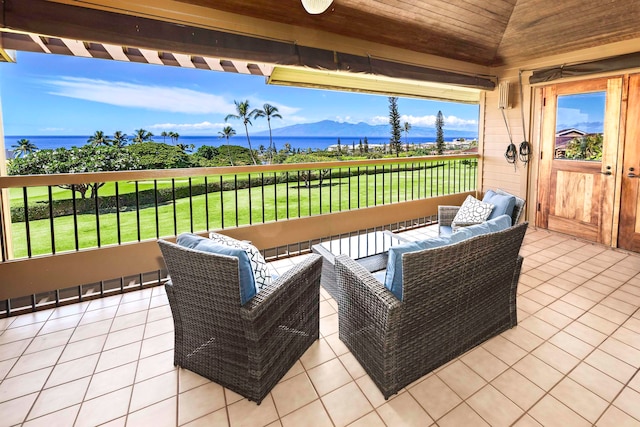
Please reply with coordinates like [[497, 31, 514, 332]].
[[12, 138, 38, 158], [176, 143, 195, 153], [161, 131, 169, 143], [87, 130, 109, 146], [218, 125, 237, 166], [169, 132, 180, 145], [225, 100, 258, 165], [111, 131, 128, 148], [133, 128, 154, 143], [403, 121, 412, 152], [255, 103, 282, 164]]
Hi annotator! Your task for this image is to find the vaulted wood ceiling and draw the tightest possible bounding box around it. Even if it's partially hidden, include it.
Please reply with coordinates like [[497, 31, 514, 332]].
[[174, 0, 640, 67], [2, 0, 639, 71]]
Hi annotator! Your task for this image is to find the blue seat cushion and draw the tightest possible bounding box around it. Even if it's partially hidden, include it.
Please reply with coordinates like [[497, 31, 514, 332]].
[[452, 214, 512, 240], [176, 233, 257, 305], [439, 225, 453, 236], [483, 190, 516, 222], [384, 235, 464, 301]]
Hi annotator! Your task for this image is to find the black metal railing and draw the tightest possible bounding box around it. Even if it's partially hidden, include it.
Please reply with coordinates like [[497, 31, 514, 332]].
[[0, 155, 478, 316], [1, 155, 477, 261]]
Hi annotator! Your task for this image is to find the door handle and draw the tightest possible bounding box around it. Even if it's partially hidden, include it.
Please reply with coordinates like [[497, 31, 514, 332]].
[[629, 173, 639, 178], [600, 171, 612, 175]]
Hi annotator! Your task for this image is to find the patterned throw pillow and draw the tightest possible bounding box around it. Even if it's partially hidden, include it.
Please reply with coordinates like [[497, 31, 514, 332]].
[[209, 232, 272, 292], [452, 195, 494, 227]]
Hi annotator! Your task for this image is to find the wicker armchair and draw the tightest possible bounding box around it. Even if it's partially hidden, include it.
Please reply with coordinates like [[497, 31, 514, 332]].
[[439, 189, 525, 236], [335, 222, 528, 399], [158, 240, 322, 404]]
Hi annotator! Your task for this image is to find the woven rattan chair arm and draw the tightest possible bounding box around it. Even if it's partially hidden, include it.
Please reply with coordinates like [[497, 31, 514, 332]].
[[381, 230, 413, 244], [335, 254, 402, 398], [335, 254, 401, 313], [241, 254, 322, 324], [438, 206, 460, 226]]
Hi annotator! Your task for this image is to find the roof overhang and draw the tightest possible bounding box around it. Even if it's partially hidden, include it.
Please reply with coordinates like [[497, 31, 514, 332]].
[[268, 66, 483, 103], [0, 0, 495, 103]]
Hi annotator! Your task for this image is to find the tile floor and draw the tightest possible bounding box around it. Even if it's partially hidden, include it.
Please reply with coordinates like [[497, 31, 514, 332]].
[[1, 226, 639, 426]]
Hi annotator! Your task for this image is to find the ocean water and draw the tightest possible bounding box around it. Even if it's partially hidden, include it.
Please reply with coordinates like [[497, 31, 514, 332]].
[[5, 135, 470, 153]]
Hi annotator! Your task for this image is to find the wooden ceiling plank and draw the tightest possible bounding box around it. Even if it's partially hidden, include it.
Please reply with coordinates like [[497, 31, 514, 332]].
[[348, 0, 505, 44], [497, 0, 640, 64], [175, 0, 500, 64]]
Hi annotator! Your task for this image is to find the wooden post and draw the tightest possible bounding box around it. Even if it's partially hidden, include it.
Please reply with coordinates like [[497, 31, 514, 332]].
[[0, 95, 14, 260]]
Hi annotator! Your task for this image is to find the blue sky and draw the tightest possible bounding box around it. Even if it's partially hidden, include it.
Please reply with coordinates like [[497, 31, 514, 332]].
[[556, 92, 605, 133], [1, 51, 480, 136]]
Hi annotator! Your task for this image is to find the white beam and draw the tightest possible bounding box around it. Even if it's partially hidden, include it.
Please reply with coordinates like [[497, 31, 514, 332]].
[[60, 38, 91, 57], [102, 43, 130, 61], [254, 63, 274, 76], [202, 56, 225, 72], [172, 53, 195, 68], [232, 61, 250, 74], [139, 48, 163, 65], [28, 34, 51, 54]]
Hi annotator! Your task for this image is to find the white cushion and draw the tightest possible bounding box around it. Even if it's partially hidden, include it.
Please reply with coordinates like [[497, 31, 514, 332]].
[[452, 195, 494, 227], [209, 232, 272, 292]]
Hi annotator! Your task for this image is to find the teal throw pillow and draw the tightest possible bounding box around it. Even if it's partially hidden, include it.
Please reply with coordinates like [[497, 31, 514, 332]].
[[384, 236, 452, 301], [176, 233, 258, 305], [483, 190, 516, 222]]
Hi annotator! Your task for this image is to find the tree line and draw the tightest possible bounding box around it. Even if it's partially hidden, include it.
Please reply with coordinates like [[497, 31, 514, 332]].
[[8, 97, 454, 200], [387, 96, 445, 156]]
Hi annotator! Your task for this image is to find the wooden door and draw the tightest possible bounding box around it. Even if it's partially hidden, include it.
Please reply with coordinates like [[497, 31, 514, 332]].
[[537, 78, 622, 244], [618, 74, 640, 251]]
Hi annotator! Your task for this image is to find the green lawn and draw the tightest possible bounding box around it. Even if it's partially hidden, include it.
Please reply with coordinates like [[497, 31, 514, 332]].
[[9, 164, 476, 258]]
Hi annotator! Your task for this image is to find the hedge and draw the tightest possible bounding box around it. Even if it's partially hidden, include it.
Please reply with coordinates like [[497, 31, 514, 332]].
[[10, 162, 451, 222]]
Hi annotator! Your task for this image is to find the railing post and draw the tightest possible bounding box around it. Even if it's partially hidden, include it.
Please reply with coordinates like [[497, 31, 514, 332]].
[[0, 98, 14, 261], [0, 189, 10, 261]]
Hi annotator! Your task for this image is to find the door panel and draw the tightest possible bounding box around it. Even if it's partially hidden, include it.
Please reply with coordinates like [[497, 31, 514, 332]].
[[537, 78, 622, 245], [618, 74, 640, 251]]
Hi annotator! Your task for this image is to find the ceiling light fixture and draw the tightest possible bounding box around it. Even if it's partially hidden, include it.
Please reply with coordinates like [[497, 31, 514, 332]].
[[301, 0, 333, 14]]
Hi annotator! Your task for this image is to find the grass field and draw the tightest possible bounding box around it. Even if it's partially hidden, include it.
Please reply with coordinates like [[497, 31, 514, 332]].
[[9, 164, 476, 258]]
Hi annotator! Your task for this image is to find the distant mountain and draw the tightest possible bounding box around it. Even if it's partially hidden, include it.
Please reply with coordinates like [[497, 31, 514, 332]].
[[254, 120, 477, 139]]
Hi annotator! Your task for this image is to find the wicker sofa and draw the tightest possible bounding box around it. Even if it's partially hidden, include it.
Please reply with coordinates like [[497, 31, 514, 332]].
[[334, 221, 528, 399], [158, 239, 323, 404], [438, 189, 525, 236]]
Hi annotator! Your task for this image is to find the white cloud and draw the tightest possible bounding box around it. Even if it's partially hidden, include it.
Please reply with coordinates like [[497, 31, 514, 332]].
[[399, 114, 477, 129], [247, 97, 301, 117], [148, 121, 226, 131], [45, 77, 235, 114], [282, 115, 308, 125], [369, 115, 388, 125], [557, 108, 588, 128], [366, 114, 476, 129], [335, 116, 352, 123]]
